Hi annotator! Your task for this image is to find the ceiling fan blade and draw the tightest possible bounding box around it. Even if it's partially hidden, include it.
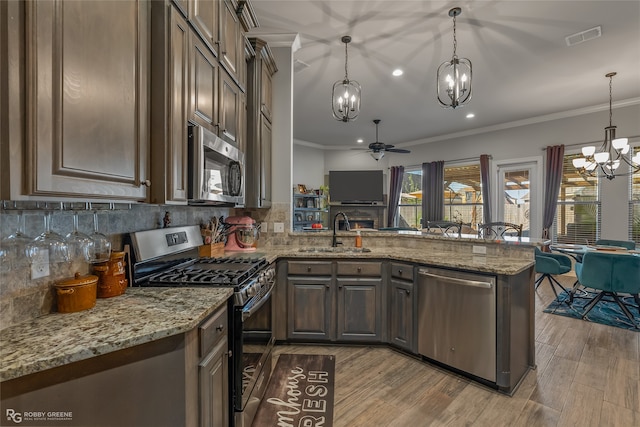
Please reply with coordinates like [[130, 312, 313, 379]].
[[384, 144, 396, 149], [386, 148, 411, 153]]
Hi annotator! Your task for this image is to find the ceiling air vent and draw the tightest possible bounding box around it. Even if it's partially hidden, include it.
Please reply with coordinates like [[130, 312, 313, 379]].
[[565, 26, 602, 47]]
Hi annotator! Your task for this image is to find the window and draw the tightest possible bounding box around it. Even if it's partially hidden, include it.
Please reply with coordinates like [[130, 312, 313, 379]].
[[397, 167, 422, 228], [396, 163, 483, 229], [444, 164, 483, 226], [630, 146, 640, 243], [553, 153, 600, 244]]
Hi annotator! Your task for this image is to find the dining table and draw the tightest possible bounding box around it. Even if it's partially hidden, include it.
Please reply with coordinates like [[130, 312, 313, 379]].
[[550, 243, 640, 262]]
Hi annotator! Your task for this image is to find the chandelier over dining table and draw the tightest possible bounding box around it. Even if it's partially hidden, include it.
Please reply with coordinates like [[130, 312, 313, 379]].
[[437, 7, 472, 109], [572, 72, 639, 180]]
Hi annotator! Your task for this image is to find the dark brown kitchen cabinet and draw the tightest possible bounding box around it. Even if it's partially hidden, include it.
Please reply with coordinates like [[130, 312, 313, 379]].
[[219, 67, 242, 147], [14, 0, 149, 201], [389, 262, 416, 353], [219, 0, 242, 83], [150, 2, 191, 204], [189, 0, 219, 56], [189, 31, 220, 133], [287, 261, 334, 341], [245, 38, 277, 208]]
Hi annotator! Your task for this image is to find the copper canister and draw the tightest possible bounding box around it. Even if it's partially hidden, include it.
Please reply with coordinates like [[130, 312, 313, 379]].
[[93, 251, 128, 298], [54, 273, 98, 313]]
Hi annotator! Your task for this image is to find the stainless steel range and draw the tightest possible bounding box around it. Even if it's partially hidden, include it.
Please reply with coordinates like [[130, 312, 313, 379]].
[[125, 225, 275, 427]]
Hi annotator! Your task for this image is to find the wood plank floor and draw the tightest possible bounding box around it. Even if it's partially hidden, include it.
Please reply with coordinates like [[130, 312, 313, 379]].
[[266, 274, 640, 426]]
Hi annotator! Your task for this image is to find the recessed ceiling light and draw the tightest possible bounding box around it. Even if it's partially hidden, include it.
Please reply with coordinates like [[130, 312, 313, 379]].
[[392, 69, 403, 77], [466, 113, 475, 118], [357, 138, 364, 143]]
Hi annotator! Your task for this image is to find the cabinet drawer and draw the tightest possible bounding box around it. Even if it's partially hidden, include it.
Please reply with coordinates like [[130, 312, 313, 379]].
[[199, 306, 228, 357], [391, 262, 414, 280], [336, 261, 381, 276], [288, 261, 332, 276]]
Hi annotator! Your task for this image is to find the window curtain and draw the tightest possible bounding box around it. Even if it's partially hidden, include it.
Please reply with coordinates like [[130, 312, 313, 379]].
[[542, 144, 565, 240], [421, 161, 444, 226], [387, 166, 404, 227], [480, 154, 491, 224]]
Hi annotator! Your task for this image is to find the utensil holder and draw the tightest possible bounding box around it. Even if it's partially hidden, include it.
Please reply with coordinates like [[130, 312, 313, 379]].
[[199, 242, 225, 258]]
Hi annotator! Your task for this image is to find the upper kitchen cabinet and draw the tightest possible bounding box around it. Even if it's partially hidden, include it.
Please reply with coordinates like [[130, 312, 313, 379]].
[[6, 0, 150, 201], [219, 67, 242, 148], [188, 0, 219, 56], [150, 2, 191, 204], [245, 38, 277, 208], [219, 0, 242, 85]]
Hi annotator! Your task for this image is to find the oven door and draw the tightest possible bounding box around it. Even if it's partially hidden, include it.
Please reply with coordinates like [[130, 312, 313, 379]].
[[234, 279, 275, 426], [188, 125, 245, 206]]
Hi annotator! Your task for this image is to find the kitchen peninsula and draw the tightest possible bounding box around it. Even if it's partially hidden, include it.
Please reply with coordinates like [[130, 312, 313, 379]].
[[2, 231, 539, 426]]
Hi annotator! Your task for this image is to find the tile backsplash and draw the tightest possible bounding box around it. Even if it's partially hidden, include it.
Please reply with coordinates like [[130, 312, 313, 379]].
[[0, 202, 235, 329]]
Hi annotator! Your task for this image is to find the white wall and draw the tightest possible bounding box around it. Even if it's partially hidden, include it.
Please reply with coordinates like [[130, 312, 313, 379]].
[[292, 143, 325, 189]]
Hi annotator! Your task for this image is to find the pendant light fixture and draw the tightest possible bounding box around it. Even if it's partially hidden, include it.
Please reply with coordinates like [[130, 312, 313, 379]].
[[572, 72, 638, 180], [437, 7, 472, 109], [332, 36, 361, 122]]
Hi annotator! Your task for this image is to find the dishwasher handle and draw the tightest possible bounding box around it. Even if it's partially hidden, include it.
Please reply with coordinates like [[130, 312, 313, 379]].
[[418, 270, 493, 289]]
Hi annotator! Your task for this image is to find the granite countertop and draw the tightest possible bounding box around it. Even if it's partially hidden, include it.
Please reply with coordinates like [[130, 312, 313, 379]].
[[258, 246, 534, 276], [0, 287, 232, 382]]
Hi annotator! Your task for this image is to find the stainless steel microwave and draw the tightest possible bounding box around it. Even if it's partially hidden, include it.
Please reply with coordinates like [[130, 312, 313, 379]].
[[188, 125, 245, 206]]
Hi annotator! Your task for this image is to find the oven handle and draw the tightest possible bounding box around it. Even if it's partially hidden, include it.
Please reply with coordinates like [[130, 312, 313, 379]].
[[242, 279, 275, 321]]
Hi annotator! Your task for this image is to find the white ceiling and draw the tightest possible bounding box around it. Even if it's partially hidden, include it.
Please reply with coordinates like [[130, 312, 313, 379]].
[[248, 0, 640, 151]]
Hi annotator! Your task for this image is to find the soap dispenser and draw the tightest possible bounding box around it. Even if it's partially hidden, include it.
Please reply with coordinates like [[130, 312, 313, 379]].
[[355, 230, 362, 248]]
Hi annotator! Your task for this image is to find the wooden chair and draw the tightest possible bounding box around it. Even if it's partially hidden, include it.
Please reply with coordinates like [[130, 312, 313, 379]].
[[477, 222, 523, 239]]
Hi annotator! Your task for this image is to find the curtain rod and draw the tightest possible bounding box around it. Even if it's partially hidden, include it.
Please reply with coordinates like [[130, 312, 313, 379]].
[[542, 134, 640, 150], [391, 155, 491, 169]]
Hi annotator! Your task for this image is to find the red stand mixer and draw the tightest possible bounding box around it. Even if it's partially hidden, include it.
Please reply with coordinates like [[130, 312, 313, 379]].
[[224, 216, 260, 252]]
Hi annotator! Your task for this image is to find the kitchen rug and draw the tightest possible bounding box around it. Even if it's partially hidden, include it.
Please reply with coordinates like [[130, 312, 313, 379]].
[[252, 354, 335, 427], [543, 290, 640, 331]]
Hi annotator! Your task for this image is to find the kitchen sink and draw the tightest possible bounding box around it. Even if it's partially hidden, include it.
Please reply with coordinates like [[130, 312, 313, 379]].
[[297, 247, 372, 253]]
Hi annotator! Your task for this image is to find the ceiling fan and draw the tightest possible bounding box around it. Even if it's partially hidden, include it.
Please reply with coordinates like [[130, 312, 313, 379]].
[[367, 119, 411, 161]]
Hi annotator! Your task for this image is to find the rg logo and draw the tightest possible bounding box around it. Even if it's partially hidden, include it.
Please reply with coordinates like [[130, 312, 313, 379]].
[[6, 409, 22, 423]]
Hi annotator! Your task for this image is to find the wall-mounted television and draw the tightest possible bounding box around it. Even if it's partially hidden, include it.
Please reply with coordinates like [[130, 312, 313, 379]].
[[329, 170, 384, 203]]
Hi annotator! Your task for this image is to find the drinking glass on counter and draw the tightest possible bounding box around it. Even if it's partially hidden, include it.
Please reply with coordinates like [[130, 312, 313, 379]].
[[89, 211, 111, 263], [65, 211, 93, 262], [27, 211, 70, 264]]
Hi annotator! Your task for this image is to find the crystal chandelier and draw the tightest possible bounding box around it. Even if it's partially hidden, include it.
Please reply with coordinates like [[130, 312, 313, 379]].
[[572, 72, 638, 180], [332, 36, 361, 122], [437, 7, 472, 109]]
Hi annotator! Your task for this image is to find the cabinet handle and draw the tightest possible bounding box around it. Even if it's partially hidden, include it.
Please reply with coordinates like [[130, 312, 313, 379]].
[[138, 179, 151, 187], [398, 270, 403, 276], [357, 267, 362, 273], [216, 324, 224, 331], [307, 266, 311, 272], [405, 289, 410, 295]]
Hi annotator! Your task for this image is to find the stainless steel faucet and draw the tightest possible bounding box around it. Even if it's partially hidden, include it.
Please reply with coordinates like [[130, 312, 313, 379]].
[[332, 212, 350, 247]]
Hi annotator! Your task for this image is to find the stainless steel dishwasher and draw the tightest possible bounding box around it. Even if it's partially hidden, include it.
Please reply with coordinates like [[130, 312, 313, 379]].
[[417, 267, 496, 382]]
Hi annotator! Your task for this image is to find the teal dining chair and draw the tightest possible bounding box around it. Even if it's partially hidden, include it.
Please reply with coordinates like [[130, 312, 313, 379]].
[[594, 239, 636, 250], [574, 251, 640, 329], [534, 247, 573, 302]]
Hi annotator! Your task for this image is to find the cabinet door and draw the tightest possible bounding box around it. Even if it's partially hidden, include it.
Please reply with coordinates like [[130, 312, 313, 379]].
[[190, 31, 219, 132], [259, 117, 272, 206], [287, 277, 333, 341], [260, 63, 273, 122], [199, 337, 229, 427], [389, 279, 415, 352], [219, 68, 240, 146], [220, 0, 241, 80], [189, 0, 219, 55], [336, 278, 383, 342], [25, 0, 149, 200]]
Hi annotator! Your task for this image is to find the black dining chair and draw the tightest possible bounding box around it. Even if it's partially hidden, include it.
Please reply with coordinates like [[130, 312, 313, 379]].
[[424, 221, 463, 237], [477, 222, 523, 239]]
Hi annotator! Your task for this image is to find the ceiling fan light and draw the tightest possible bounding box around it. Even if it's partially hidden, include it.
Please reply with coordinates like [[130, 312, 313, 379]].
[[371, 151, 385, 161]]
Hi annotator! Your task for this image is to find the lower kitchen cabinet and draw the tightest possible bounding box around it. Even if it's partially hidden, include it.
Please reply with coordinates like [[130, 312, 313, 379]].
[[286, 260, 385, 343], [337, 277, 383, 342], [388, 262, 416, 352], [0, 303, 230, 427]]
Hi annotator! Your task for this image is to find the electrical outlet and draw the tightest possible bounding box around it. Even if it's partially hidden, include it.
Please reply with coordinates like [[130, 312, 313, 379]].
[[472, 245, 487, 255], [260, 222, 268, 233], [273, 222, 284, 233], [31, 250, 50, 279]]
